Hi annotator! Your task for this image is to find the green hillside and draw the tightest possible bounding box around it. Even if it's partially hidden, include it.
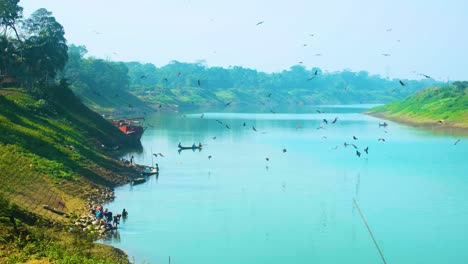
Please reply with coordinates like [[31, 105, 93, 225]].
[[0, 85, 140, 263], [368, 81, 468, 128]]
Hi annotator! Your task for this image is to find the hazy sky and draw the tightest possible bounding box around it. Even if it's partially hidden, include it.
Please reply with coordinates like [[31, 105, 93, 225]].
[[20, 0, 468, 80]]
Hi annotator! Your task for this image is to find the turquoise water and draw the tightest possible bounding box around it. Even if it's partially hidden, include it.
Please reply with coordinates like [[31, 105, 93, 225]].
[[103, 106, 468, 264]]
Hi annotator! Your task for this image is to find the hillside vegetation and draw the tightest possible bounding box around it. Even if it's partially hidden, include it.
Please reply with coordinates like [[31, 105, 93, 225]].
[[368, 81, 468, 128], [0, 85, 140, 263]]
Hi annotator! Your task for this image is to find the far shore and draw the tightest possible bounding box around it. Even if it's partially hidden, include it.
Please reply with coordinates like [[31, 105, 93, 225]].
[[366, 111, 468, 136]]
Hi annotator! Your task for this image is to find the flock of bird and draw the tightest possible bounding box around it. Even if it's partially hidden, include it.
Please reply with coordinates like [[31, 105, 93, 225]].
[[120, 20, 461, 165]]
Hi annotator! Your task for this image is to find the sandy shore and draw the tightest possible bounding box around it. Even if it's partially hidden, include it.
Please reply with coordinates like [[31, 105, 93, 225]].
[[366, 111, 468, 136]]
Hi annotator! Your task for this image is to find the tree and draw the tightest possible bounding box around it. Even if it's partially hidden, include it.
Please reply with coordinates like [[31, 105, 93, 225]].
[[0, 0, 23, 39], [21, 8, 68, 83]]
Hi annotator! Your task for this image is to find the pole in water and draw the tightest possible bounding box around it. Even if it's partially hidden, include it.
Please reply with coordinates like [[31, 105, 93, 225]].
[[353, 198, 388, 264], [169, 256, 171, 264]]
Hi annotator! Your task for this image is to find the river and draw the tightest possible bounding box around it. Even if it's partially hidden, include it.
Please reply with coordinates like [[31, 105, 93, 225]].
[[102, 105, 468, 264]]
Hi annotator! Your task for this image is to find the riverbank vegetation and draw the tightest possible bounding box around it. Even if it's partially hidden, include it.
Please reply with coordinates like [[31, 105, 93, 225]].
[[368, 81, 468, 128], [0, 1, 139, 262], [0, 86, 138, 264]]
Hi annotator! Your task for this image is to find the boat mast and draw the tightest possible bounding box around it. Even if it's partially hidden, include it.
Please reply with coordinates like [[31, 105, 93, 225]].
[[151, 147, 154, 167]]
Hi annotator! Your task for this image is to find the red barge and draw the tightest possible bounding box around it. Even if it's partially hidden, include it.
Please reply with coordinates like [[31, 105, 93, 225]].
[[113, 117, 145, 141]]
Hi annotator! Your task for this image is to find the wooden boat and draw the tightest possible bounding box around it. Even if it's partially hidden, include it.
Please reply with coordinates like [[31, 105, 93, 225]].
[[131, 177, 146, 185], [178, 144, 202, 150], [141, 166, 158, 175], [178, 146, 202, 150]]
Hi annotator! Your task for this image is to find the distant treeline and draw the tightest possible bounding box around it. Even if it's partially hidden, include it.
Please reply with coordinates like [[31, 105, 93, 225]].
[[124, 61, 441, 107], [64, 49, 442, 109]]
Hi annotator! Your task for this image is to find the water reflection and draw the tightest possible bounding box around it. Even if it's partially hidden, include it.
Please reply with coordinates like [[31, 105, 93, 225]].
[[102, 230, 121, 244]]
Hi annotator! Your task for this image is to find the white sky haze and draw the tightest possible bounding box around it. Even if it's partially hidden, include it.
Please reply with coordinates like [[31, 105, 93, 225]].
[[19, 0, 468, 80]]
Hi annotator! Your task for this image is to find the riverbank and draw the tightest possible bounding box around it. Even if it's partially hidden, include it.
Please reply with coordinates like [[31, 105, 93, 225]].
[[0, 86, 147, 263], [367, 82, 468, 135], [367, 111, 468, 135]]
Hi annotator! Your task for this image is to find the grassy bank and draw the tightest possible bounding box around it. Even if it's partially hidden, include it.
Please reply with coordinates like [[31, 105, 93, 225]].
[[0, 85, 141, 263], [368, 82, 468, 131]]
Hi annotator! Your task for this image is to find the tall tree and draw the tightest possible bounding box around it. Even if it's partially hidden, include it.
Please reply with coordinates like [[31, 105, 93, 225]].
[[21, 8, 68, 83], [0, 0, 23, 39]]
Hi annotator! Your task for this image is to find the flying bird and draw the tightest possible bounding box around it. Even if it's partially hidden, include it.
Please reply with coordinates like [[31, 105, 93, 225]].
[[314, 70, 318, 75], [316, 126, 325, 130], [197, 80, 201, 87], [256, 21, 264, 26], [382, 53, 391, 56], [307, 77, 316, 81], [252, 126, 257, 132], [212, 136, 217, 140], [243, 122, 246, 127], [386, 28, 392, 32], [200, 113, 204, 118], [157, 153, 165, 157], [332, 117, 338, 124], [216, 119, 223, 124], [208, 155, 212, 159], [225, 101, 232, 107], [454, 139, 461, 145], [420, 74, 432, 79], [399, 80, 405, 86], [140, 75, 147, 79], [364, 147, 369, 154], [353, 136, 358, 140], [356, 150, 361, 157], [265, 157, 269, 161], [153, 153, 158, 157], [316, 110, 323, 114], [282, 148, 287, 153], [379, 122, 388, 127], [323, 119, 328, 124], [378, 138, 386, 142], [267, 93, 272, 97], [163, 78, 168, 82], [225, 124, 231, 129]]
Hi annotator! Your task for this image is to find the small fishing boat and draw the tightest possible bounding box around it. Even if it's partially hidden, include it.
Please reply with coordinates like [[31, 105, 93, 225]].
[[178, 143, 202, 150], [178, 145, 202, 150], [141, 166, 158, 175], [132, 177, 146, 185]]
